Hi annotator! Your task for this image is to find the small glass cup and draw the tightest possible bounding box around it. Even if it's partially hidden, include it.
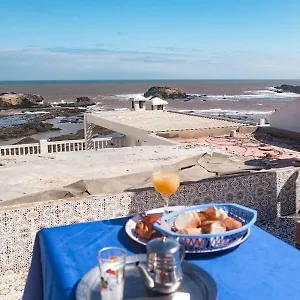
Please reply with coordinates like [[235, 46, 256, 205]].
[[98, 247, 127, 300]]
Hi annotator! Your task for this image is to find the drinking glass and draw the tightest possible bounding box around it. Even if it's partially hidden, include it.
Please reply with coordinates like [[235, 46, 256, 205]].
[[152, 165, 180, 216], [98, 247, 127, 300]]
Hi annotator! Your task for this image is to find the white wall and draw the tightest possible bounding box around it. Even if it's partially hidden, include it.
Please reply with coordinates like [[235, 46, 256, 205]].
[[270, 99, 300, 133]]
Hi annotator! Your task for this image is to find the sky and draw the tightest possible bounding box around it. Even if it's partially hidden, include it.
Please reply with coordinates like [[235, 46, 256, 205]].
[[0, 0, 300, 80]]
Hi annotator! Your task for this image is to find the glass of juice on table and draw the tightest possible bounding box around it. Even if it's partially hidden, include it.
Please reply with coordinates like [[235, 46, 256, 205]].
[[152, 165, 180, 216], [98, 247, 127, 300]]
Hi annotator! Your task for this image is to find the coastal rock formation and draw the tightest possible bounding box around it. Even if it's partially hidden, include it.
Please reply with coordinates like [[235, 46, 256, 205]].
[[0, 121, 60, 140], [274, 84, 300, 94], [144, 86, 188, 99], [76, 96, 95, 107], [14, 137, 39, 144], [0, 93, 44, 108]]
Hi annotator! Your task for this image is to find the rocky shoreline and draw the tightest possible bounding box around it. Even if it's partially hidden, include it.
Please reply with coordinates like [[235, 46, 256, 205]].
[[0, 107, 85, 141], [0, 121, 60, 140], [1, 84, 298, 143]]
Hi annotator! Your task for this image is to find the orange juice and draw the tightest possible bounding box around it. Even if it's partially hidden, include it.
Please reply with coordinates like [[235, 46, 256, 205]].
[[152, 171, 180, 197]]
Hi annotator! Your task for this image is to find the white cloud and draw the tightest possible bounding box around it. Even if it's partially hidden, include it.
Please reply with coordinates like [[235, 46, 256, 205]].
[[0, 47, 299, 80]]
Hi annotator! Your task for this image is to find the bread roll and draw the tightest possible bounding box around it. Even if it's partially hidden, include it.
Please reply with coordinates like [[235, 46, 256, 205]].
[[217, 208, 228, 222], [202, 206, 219, 220], [198, 212, 209, 222], [223, 217, 242, 231], [202, 221, 226, 234], [174, 211, 201, 231]]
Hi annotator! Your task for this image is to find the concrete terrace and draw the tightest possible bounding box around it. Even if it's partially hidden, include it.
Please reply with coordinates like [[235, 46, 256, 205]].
[[87, 110, 254, 133], [85, 110, 257, 148]]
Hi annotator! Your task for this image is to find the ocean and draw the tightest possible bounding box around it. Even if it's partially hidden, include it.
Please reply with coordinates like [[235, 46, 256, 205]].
[[1, 80, 300, 145]]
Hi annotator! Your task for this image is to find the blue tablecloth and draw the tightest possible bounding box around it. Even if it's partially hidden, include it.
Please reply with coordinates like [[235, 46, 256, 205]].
[[23, 217, 300, 300]]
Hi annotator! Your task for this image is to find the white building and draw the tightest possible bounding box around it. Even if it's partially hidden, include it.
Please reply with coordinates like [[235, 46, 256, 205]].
[[151, 97, 168, 111], [130, 95, 148, 111], [269, 98, 300, 137]]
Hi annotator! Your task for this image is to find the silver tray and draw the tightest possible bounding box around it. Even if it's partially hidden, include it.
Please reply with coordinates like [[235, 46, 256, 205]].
[[76, 254, 218, 300]]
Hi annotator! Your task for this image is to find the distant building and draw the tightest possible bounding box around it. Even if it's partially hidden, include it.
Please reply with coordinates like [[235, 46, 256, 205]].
[[269, 98, 300, 137], [130, 95, 148, 111], [150, 97, 168, 111]]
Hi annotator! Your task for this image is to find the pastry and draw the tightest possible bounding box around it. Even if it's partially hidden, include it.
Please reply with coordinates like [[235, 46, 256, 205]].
[[135, 214, 162, 240], [223, 217, 242, 231], [202, 206, 220, 220], [198, 211, 210, 222]]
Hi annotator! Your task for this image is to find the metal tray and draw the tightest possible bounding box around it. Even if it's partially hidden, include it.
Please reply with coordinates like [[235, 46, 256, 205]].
[[76, 254, 218, 300]]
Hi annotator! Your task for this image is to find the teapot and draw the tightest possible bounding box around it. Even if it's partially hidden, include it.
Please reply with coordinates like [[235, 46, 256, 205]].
[[136, 236, 185, 294]]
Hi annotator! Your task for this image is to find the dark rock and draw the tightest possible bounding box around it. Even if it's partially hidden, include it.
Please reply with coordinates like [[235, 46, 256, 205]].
[[274, 84, 300, 94], [0, 121, 60, 140], [144, 86, 188, 99], [76, 96, 95, 106], [0, 93, 44, 108], [14, 137, 39, 144]]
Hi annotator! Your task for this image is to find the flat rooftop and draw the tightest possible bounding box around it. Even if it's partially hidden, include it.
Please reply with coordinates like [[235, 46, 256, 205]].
[[88, 110, 253, 133]]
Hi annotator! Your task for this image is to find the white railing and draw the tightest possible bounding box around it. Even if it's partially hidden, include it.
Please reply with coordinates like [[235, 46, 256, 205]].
[[0, 143, 40, 156], [47, 139, 86, 153], [0, 136, 125, 157]]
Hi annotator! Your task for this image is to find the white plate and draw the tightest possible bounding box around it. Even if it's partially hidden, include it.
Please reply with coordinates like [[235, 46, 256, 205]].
[[125, 206, 186, 246]]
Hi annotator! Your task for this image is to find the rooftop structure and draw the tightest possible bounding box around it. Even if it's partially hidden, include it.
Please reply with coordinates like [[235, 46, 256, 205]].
[[151, 97, 168, 106], [84, 110, 257, 147], [150, 97, 168, 110], [130, 95, 148, 111]]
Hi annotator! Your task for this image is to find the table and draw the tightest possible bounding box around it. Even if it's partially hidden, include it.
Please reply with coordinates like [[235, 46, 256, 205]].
[[23, 217, 300, 300]]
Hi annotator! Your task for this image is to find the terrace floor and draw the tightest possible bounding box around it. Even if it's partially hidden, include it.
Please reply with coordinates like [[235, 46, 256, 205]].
[[88, 110, 254, 133]]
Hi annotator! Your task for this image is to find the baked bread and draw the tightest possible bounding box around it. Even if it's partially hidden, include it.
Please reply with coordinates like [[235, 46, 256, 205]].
[[174, 211, 201, 231], [201, 221, 226, 234], [202, 206, 220, 220], [198, 211, 210, 222], [217, 208, 228, 222], [135, 214, 162, 240], [223, 217, 242, 231]]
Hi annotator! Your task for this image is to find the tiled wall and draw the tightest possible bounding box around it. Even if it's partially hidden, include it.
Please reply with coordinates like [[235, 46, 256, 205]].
[[0, 168, 299, 276]]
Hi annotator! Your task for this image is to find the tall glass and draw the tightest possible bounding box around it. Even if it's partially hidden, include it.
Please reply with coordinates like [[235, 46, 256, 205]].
[[152, 165, 180, 216], [98, 247, 127, 300]]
